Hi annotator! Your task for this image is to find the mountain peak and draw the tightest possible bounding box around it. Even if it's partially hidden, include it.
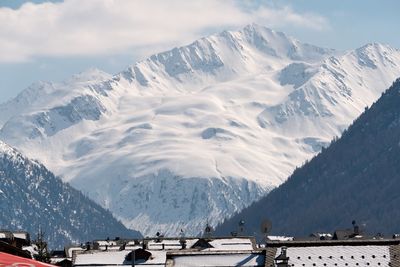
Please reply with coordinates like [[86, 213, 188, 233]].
[[243, 23, 289, 38], [357, 42, 394, 52], [0, 140, 12, 154], [243, 23, 274, 33], [67, 68, 112, 83], [353, 42, 399, 69], [123, 24, 333, 86]]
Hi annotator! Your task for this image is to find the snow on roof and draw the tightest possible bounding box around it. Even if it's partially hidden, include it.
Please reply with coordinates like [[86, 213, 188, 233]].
[[12, 232, 29, 240], [22, 245, 37, 257], [66, 247, 84, 258], [50, 257, 68, 264], [314, 233, 333, 237], [146, 237, 254, 251], [169, 252, 265, 266], [208, 238, 254, 251], [74, 249, 166, 266], [95, 240, 118, 246], [267, 235, 294, 241], [73, 238, 256, 266], [147, 239, 186, 250], [277, 245, 391, 266], [153, 237, 255, 250], [0, 233, 6, 238]]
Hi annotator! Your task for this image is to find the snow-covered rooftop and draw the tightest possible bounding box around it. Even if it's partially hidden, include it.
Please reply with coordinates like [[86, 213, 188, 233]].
[[167, 251, 265, 267], [267, 235, 294, 241], [73, 249, 166, 266], [146, 237, 255, 251], [95, 240, 118, 246], [73, 237, 257, 266], [22, 245, 37, 257], [12, 232, 29, 240], [276, 245, 391, 267], [147, 239, 191, 250], [208, 238, 254, 251], [66, 247, 84, 258]]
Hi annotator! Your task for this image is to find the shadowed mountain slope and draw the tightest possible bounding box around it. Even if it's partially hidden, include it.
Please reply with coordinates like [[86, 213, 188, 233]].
[[0, 141, 141, 248]]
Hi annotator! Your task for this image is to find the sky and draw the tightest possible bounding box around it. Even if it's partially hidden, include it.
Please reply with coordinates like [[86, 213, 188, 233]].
[[0, 0, 399, 102]]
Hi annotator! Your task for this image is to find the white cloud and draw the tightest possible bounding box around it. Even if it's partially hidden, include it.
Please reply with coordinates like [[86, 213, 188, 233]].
[[0, 0, 329, 63]]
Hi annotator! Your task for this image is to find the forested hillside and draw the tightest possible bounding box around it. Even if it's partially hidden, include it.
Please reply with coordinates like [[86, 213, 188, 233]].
[[0, 141, 141, 248]]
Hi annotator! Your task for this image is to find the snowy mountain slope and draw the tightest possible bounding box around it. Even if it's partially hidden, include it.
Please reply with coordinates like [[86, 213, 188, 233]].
[[1, 24, 400, 236], [0, 140, 141, 249], [0, 68, 112, 126], [258, 43, 400, 137], [215, 78, 400, 238]]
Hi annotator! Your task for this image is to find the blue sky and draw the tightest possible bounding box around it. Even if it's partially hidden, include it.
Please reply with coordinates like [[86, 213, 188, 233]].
[[0, 0, 399, 102]]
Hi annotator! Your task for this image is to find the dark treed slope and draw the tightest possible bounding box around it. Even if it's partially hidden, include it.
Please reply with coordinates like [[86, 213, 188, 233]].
[[215, 78, 400, 238], [0, 141, 141, 248]]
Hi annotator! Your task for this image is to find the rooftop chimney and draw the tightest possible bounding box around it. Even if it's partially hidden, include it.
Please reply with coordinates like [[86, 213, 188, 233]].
[[275, 247, 289, 267]]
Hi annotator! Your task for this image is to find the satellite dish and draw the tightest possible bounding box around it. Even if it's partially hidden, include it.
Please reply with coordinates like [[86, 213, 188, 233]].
[[260, 219, 272, 234]]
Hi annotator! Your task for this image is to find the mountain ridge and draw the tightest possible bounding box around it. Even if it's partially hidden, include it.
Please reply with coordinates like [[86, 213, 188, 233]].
[[1, 24, 400, 236]]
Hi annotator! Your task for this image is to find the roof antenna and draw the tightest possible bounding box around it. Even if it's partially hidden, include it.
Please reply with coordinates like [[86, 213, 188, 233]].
[[352, 220, 360, 235], [204, 219, 213, 239], [179, 229, 186, 249], [238, 219, 245, 235], [260, 219, 272, 244]]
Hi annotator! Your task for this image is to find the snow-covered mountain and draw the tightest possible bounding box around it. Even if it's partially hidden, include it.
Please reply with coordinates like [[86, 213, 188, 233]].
[[1, 24, 400, 236], [216, 78, 400, 238], [0, 140, 141, 248]]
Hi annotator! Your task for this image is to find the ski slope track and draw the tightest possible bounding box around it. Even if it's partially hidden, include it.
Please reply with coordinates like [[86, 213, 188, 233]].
[[1, 24, 400, 236]]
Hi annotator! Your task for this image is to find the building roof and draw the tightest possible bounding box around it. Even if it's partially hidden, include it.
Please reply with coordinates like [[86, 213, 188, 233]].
[[190, 239, 214, 250], [147, 238, 192, 250], [166, 250, 265, 267], [0, 252, 57, 267], [73, 249, 166, 266], [145, 237, 255, 251], [265, 238, 400, 247], [0, 231, 13, 240], [208, 238, 255, 251], [273, 245, 391, 267], [94, 240, 118, 246], [0, 241, 32, 258], [266, 236, 294, 242], [65, 246, 84, 258], [72, 237, 258, 266], [12, 231, 30, 241]]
